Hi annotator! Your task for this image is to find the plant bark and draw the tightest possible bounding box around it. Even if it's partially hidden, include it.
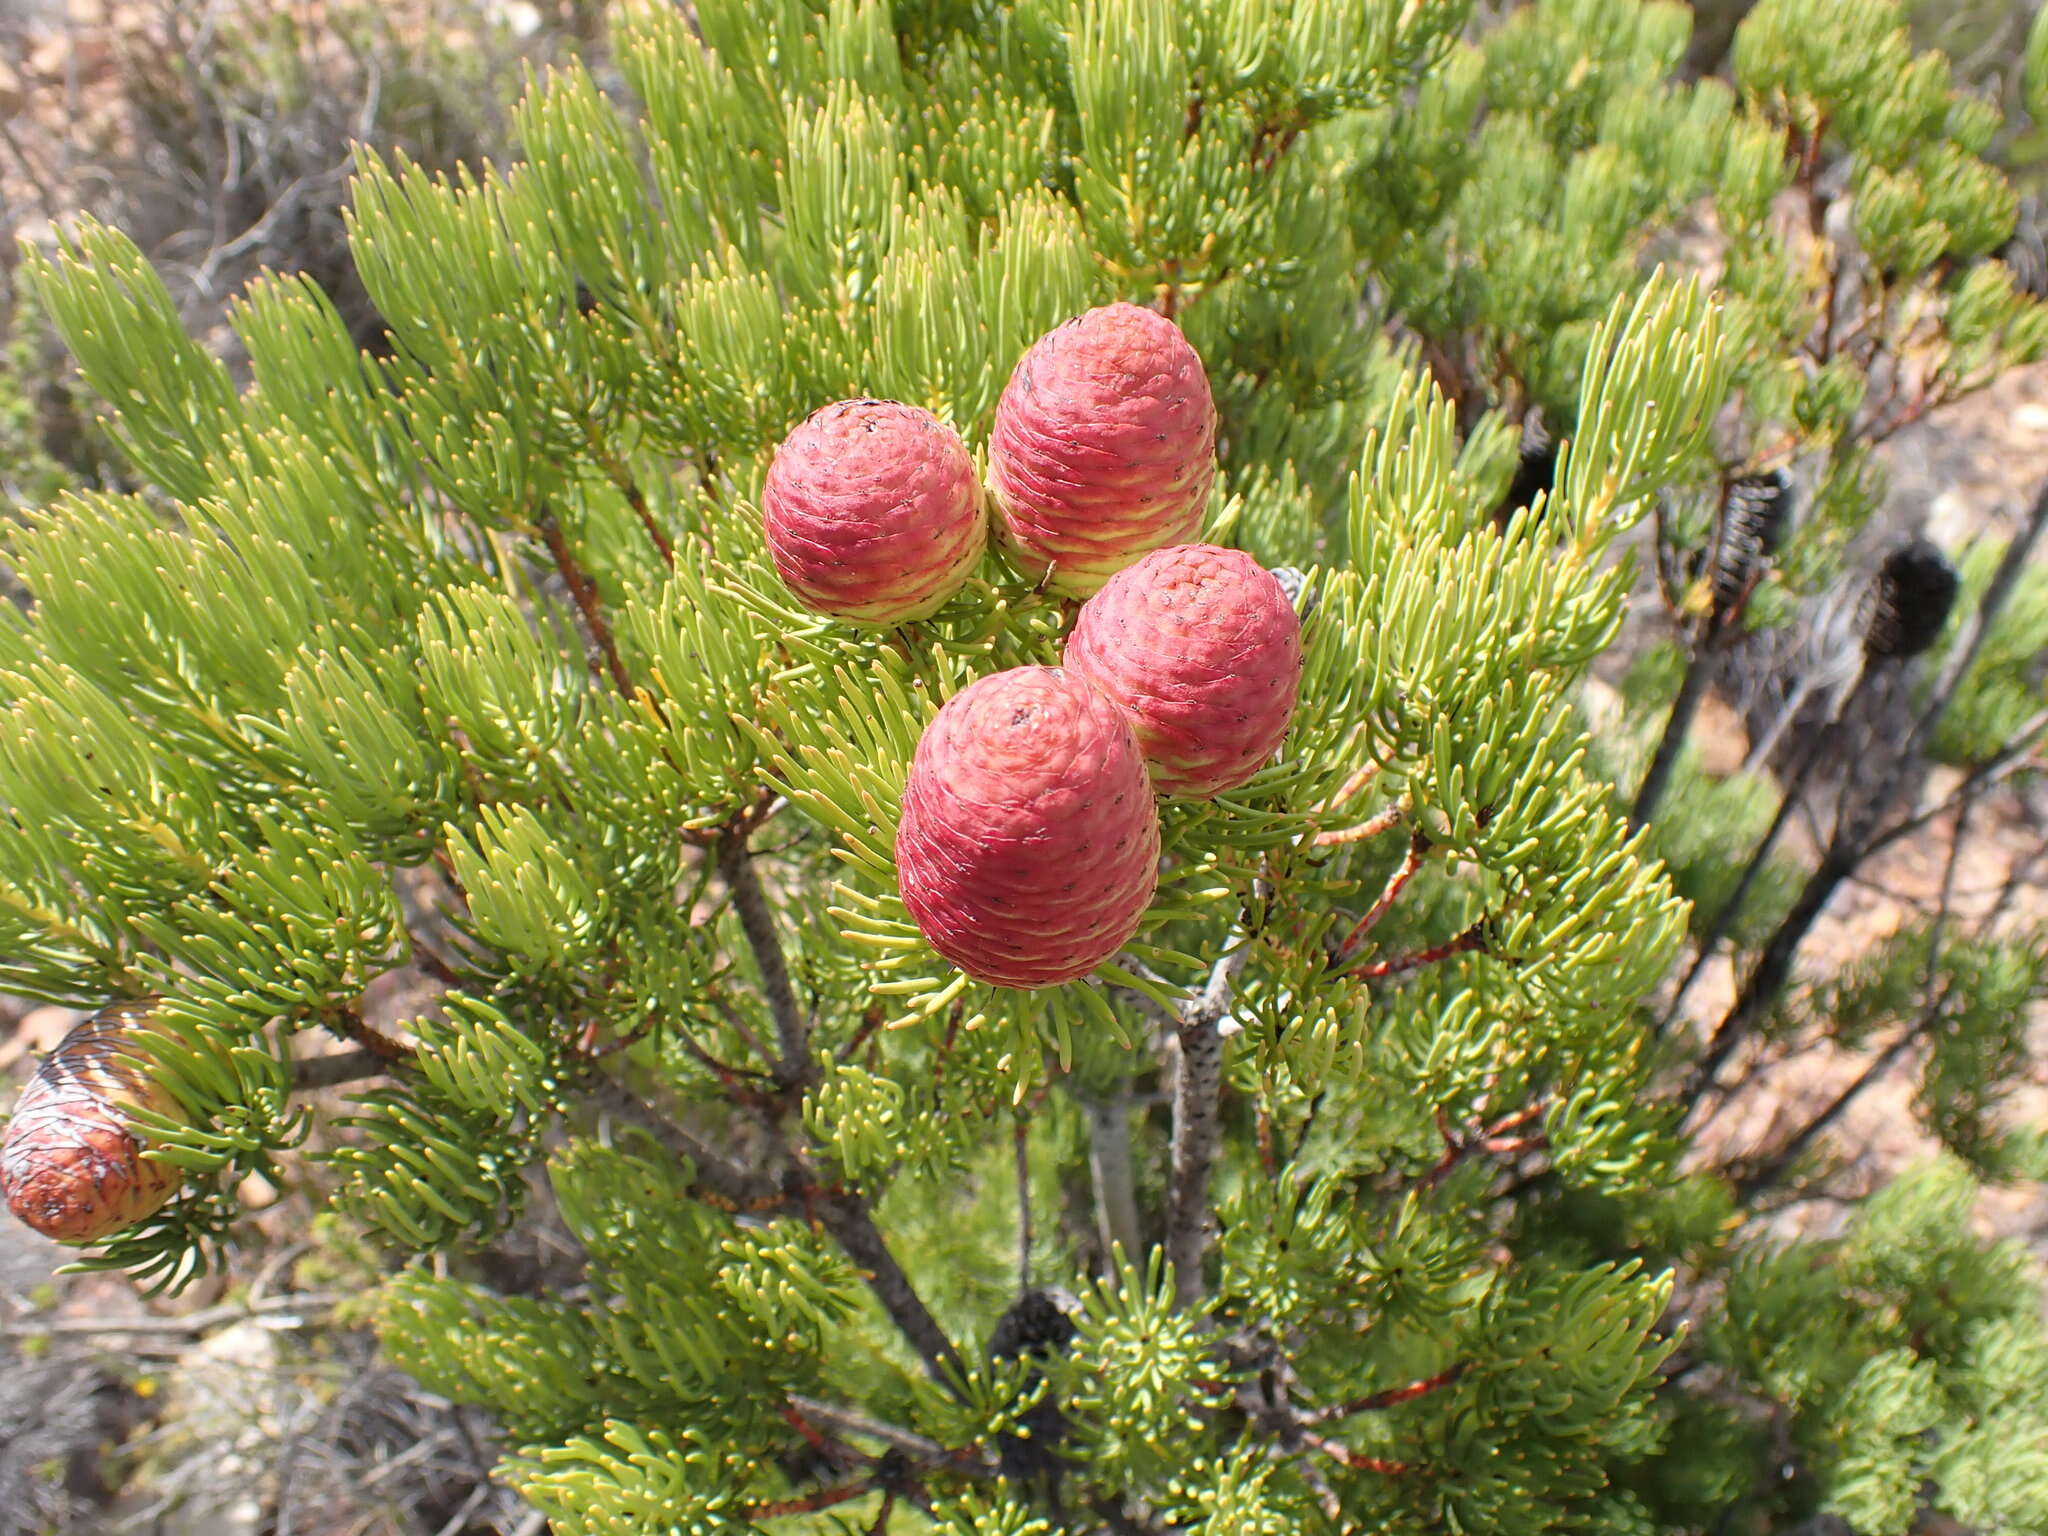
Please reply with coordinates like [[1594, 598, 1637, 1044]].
[[581, 1071, 788, 1208], [718, 831, 812, 1091], [812, 1188, 966, 1387], [289, 1048, 391, 1091], [1166, 941, 1250, 1311], [1079, 1089, 1144, 1264]]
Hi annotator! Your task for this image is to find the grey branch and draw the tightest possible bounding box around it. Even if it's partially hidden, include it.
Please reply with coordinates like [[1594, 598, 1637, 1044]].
[[1859, 703, 2048, 861], [1629, 634, 1717, 829], [592, 1064, 971, 1401], [289, 1048, 392, 1091], [623, 835, 965, 1407], [1736, 784, 1981, 1199], [1873, 487, 2048, 829], [811, 1187, 967, 1388], [1659, 660, 1874, 1037], [707, 989, 779, 1070], [581, 1071, 787, 1209], [1166, 937, 1252, 1312], [1013, 1111, 1033, 1292], [2, 1290, 342, 1339], [717, 829, 813, 1090]]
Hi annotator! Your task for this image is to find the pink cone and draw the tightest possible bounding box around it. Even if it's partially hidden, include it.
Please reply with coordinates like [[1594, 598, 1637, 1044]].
[[897, 666, 1160, 988], [988, 303, 1216, 597], [3, 1001, 183, 1243], [762, 399, 986, 626], [1064, 544, 1303, 798]]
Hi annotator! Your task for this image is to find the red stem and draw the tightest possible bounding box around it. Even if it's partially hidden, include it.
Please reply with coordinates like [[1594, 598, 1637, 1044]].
[[537, 513, 635, 697], [1299, 1430, 1410, 1476], [1330, 830, 1431, 963], [745, 1485, 871, 1518], [1314, 1362, 1469, 1422], [1312, 802, 1405, 848], [1339, 919, 1489, 981]]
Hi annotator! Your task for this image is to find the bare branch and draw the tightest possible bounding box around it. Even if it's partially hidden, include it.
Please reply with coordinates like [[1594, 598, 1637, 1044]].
[[810, 1188, 967, 1388], [1629, 631, 1717, 830], [580, 1071, 789, 1210], [1076, 1088, 1144, 1264], [1734, 786, 1980, 1199], [2, 1290, 342, 1340], [1166, 936, 1253, 1311], [289, 1048, 392, 1091], [1871, 494, 2048, 823], [1659, 661, 1875, 1037], [536, 511, 634, 697], [717, 830, 812, 1091], [1858, 705, 2048, 861], [1013, 1112, 1033, 1293]]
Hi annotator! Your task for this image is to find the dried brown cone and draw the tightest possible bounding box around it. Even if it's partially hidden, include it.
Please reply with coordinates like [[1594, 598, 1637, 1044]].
[[3, 999, 187, 1243], [1706, 470, 1794, 620], [1862, 538, 1959, 662], [1495, 416, 1559, 526]]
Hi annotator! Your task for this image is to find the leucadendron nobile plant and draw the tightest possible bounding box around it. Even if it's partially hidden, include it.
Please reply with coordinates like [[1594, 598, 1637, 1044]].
[[5, 1, 2048, 1532]]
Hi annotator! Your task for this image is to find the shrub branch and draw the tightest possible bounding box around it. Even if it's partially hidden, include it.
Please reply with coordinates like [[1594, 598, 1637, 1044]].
[[1166, 938, 1251, 1311], [535, 510, 634, 697], [716, 828, 813, 1091]]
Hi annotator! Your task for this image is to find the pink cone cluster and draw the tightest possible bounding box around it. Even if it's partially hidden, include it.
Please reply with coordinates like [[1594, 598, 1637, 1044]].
[[762, 400, 985, 627], [988, 303, 1216, 596], [2, 1000, 184, 1243], [1065, 544, 1304, 799], [762, 307, 1300, 990]]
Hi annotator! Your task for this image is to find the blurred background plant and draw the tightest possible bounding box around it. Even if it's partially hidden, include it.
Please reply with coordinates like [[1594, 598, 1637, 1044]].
[[0, 0, 603, 503]]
